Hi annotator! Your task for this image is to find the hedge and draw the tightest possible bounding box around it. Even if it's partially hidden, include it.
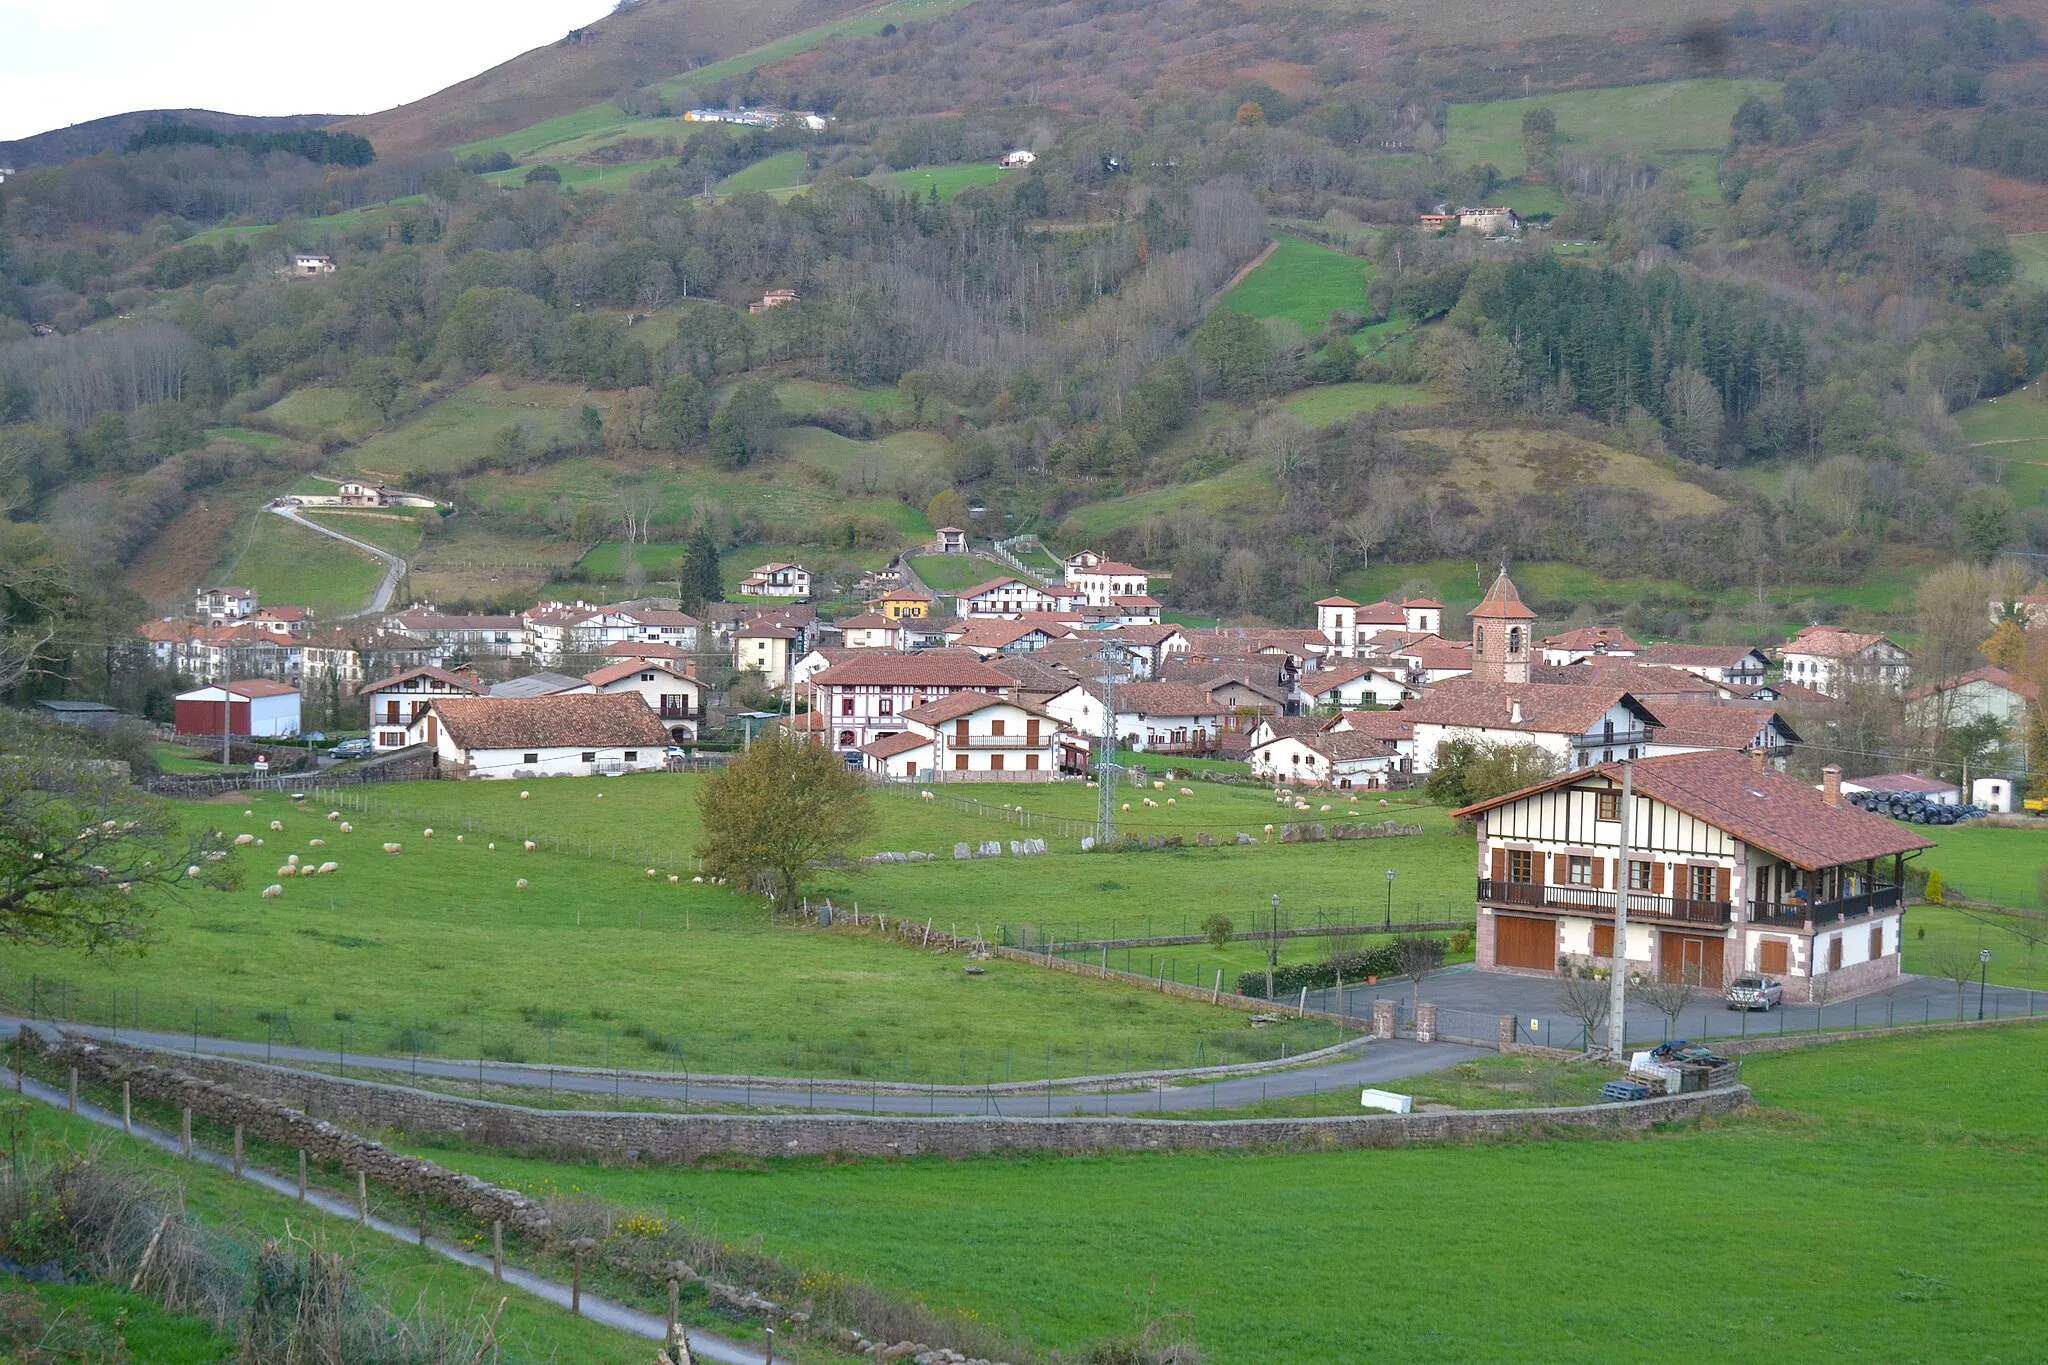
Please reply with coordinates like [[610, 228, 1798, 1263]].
[[1237, 941, 1446, 999]]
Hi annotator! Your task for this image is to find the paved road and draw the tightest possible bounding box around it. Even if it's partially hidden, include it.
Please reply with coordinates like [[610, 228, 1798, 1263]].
[[4, 1019, 1484, 1116], [8, 1068, 757, 1363], [266, 504, 406, 616], [1307, 968, 2044, 1053]]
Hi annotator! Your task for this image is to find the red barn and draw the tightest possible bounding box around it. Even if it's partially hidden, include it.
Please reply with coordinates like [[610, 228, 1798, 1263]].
[[175, 679, 302, 737]]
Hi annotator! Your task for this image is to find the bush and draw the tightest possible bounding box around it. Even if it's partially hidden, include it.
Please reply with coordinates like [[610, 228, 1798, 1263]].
[[1924, 867, 1945, 905], [1201, 913, 1234, 949], [1237, 941, 1446, 998]]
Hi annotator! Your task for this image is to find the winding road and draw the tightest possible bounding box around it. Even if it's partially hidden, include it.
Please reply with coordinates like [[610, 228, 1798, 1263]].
[[266, 503, 407, 616]]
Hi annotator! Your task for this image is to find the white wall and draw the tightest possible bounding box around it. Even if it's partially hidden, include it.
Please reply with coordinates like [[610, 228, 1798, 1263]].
[[449, 741, 665, 779], [248, 693, 301, 737]]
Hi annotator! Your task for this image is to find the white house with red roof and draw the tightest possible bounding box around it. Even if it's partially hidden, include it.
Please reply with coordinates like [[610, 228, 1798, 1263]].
[[581, 656, 706, 739], [359, 665, 484, 750], [836, 611, 908, 650], [737, 562, 811, 598], [805, 650, 1015, 753], [1110, 682, 1226, 753], [194, 586, 256, 625], [1779, 625, 1913, 699], [1249, 729, 1403, 788], [954, 576, 1082, 618], [1538, 625, 1639, 666], [858, 692, 1065, 779], [1066, 559, 1160, 607], [1298, 660, 1416, 711]]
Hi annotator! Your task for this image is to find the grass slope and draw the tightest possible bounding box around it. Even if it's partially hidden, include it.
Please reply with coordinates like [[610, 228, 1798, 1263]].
[[869, 164, 1014, 202], [1056, 457, 1282, 540], [1912, 821, 2048, 909], [716, 149, 809, 194], [1445, 78, 1782, 181], [0, 1282, 231, 1363], [1961, 385, 2048, 508], [1281, 381, 1440, 425], [407, 1025, 2048, 1365], [302, 510, 428, 557], [215, 511, 385, 617], [2010, 232, 2048, 286], [343, 379, 603, 479], [1221, 232, 1371, 330]]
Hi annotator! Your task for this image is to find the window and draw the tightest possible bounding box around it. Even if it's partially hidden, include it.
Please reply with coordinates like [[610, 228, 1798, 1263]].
[[1508, 849, 1535, 884], [523, 753, 539, 765], [991, 753, 1004, 771], [1593, 923, 1615, 958], [1596, 791, 1620, 822], [954, 754, 968, 770], [1568, 856, 1594, 886], [624, 751, 637, 761], [1869, 923, 1884, 960], [1026, 753, 1039, 770], [879, 698, 893, 715], [1758, 939, 1789, 976], [1689, 866, 1717, 903], [841, 696, 854, 715], [1628, 860, 1653, 891], [581, 751, 597, 763], [839, 731, 854, 746], [1827, 935, 1843, 971], [990, 718, 1005, 736]]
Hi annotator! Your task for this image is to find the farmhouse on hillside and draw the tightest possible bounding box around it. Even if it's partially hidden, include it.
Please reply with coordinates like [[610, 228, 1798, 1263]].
[[1778, 625, 1913, 699], [359, 665, 483, 750], [1454, 752, 1933, 1002], [737, 562, 811, 598], [403, 693, 672, 778]]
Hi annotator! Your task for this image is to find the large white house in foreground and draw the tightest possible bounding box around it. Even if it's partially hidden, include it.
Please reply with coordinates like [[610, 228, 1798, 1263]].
[[1452, 751, 1933, 1002], [404, 693, 673, 778]]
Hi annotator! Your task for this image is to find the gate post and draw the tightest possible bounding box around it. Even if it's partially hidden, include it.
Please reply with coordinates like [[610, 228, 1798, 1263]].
[[1371, 999, 1396, 1040], [1415, 1003, 1438, 1044]]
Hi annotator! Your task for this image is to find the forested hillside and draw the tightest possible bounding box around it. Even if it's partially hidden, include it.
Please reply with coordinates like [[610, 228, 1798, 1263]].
[[3, 0, 2047, 693]]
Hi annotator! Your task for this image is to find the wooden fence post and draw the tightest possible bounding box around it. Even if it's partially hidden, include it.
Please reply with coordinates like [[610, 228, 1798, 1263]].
[[492, 1220, 502, 1281], [356, 1170, 368, 1222], [67, 1067, 77, 1112], [121, 1082, 131, 1134], [181, 1107, 192, 1157], [233, 1125, 243, 1176], [297, 1150, 307, 1202]]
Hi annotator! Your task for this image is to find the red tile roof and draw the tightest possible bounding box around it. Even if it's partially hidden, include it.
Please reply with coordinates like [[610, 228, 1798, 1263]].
[[862, 732, 934, 759], [809, 652, 1016, 688], [1397, 679, 1655, 735], [602, 640, 690, 659], [1644, 703, 1795, 750], [1634, 643, 1769, 669], [1115, 682, 1222, 716], [1314, 595, 1361, 608], [1904, 665, 2038, 704], [836, 612, 898, 630], [429, 694, 672, 750], [1333, 710, 1415, 742], [902, 692, 1050, 724], [1541, 625, 1639, 652], [356, 665, 483, 698], [583, 658, 694, 688], [1453, 751, 1936, 871], [1783, 626, 1911, 660], [1470, 569, 1536, 621]]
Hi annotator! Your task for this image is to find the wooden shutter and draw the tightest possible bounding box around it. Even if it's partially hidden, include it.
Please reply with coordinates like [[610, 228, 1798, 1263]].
[[1027, 718, 1040, 744], [1593, 924, 1615, 958], [1758, 939, 1788, 976], [1491, 847, 1507, 883], [1828, 936, 1844, 970], [1552, 853, 1569, 884], [954, 754, 967, 770], [1869, 924, 1884, 960], [955, 719, 969, 744], [1651, 862, 1665, 894], [1592, 858, 1605, 889], [1716, 866, 1731, 904], [1025, 753, 1039, 770]]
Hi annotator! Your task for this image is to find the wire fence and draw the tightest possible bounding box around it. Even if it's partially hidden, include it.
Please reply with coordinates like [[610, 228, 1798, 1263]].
[[1019, 902, 1475, 950]]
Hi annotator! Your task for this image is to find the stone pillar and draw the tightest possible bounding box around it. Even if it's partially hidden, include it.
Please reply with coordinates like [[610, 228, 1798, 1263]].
[[1415, 1003, 1438, 1044], [1371, 999, 1396, 1040], [1498, 1015, 1518, 1051]]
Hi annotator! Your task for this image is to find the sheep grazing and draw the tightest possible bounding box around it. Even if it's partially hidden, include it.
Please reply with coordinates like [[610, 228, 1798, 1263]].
[[339, 822, 352, 833], [1141, 798, 1157, 808], [1264, 823, 1275, 835], [234, 834, 255, 846], [382, 842, 403, 855], [327, 811, 340, 820], [920, 790, 935, 801], [488, 842, 496, 850], [1166, 797, 1176, 806], [515, 878, 529, 889], [692, 876, 704, 884], [668, 874, 680, 884], [185, 865, 201, 878], [523, 840, 536, 851], [455, 834, 464, 843], [597, 792, 605, 799], [287, 854, 300, 865], [1179, 787, 1194, 796], [261, 884, 283, 899], [520, 791, 530, 799], [1121, 803, 1131, 812], [645, 868, 658, 878], [317, 861, 338, 875], [276, 865, 296, 878], [1152, 780, 1165, 791], [269, 820, 284, 832], [243, 810, 253, 818], [423, 828, 434, 838], [308, 838, 325, 848], [1320, 804, 1332, 813]]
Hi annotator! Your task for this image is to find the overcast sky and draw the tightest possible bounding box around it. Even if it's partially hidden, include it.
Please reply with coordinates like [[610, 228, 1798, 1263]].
[[0, 0, 608, 143]]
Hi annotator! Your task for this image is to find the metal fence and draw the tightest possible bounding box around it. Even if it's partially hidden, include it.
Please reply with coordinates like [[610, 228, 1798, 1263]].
[[1476, 985, 2043, 1053]]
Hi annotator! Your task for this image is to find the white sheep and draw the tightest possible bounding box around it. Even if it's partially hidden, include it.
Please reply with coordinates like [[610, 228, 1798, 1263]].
[[1179, 787, 1194, 796], [255, 838, 264, 846], [1264, 823, 1274, 834], [1166, 797, 1176, 806], [1321, 804, 1333, 813], [269, 820, 283, 832], [261, 884, 282, 899], [287, 854, 300, 865], [185, 865, 201, 877], [423, 828, 434, 838], [515, 878, 529, 889], [523, 840, 536, 851], [339, 822, 352, 833], [327, 811, 341, 821], [234, 834, 255, 846], [308, 838, 325, 848], [276, 865, 297, 878], [318, 861, 338, 874], [243, 810, 253, 818], [668, 874, 680, 884], [692, 876, 703, 884], [597, 792, 605, 799], [520, 790, 530, 799], [1121, 803, 1131, 812], [920, 790, 935, 801], [488, 842, 496, 850], [455, 834, 464, 842], [383, 842, 403, 855], [1153, 780, 1165, 790], [1142, 797, 1157, 808], [646, 868, 658, 878]]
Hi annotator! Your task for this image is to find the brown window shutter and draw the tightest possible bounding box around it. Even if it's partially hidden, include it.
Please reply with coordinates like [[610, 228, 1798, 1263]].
[[1593, 924, 1615, 958], [1651, 862, 1665, 894], [955, 719, 969, 744], [1592, 858, 1604, 889], [1552, 852, 1569, 884], [1716, 867, 1731, 903], [1491, 847, 1506, 883]]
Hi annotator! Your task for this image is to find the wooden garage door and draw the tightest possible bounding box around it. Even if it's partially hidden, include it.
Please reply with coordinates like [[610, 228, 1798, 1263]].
[[1660, 931, 1725, 989], [1496, 914, 1556, 971]]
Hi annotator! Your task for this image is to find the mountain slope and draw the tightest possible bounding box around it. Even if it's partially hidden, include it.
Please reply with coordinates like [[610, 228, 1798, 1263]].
[[330, 0, 874, 160], [0, 110, 340, 169]]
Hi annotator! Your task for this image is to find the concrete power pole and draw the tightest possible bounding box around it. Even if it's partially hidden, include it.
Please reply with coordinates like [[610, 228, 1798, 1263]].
[[1095, 644, 1127, 845], [1606, 761, 1634, 1060]]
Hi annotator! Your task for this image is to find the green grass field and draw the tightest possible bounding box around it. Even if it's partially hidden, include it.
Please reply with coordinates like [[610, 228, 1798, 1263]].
[[15, 1103, 650, 1363], [1056, 457, 1282, 541], [0, 784, 1354, 1080], [0, 1281, 231, 1363], [301, 510, 428, 556], [258, 386, 366, 443], [343, 379, 604, 479], [404, 1025, 2048, 1364], [485, 158, 676, 192], [773, 378, 911, 421], [1220, 233, 1371, 331], [1444, 78, 1781, 181], [716, 149, 808, 194], [1281, 381, 1440, 425], [869, 163, 1014, 202], [906, 554, 998, 592], [2011, 233, 2048, 287], [1903, 905, 2048, 991], [778, 425, 948, 501], [1915, 821, 2048, 909], [1961, 385, 2048, 507], [215, 511, 385, 617]]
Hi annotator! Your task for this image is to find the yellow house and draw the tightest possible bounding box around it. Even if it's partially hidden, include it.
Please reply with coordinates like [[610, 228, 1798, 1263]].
[[875, 589, 933, 621]]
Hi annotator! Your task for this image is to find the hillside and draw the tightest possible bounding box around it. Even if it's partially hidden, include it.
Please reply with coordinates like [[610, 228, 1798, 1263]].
[[331, 0, 873, 160], [0, 109, 339, 169]]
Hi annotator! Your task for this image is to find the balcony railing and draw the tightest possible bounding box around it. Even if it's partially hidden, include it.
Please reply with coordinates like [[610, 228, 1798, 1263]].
[[1477, 879, 1731, 926], [1750, 883, 1901, 928], [658, 705, 704, 721], [958, 734, 1044, 749]]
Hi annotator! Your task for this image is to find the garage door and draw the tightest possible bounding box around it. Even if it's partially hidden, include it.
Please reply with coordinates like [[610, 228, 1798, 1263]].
[[1496, 914, 1557, 971], [1660, 931, 1725, 989]]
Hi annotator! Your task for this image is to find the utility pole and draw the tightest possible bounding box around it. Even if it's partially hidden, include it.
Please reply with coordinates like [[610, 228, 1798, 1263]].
[[1094, 643, 1127, 844], [1606, 761, 1634, 1060], [1267, 893, 1281, 1001]]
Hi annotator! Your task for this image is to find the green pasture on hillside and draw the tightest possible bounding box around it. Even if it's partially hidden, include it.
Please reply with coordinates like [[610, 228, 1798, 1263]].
[[215, 512, 385, 617], [1903, 905, 2048, 992], [869, 163, 1014, 201], [716, 150, 808, 194], [342, 380, 604, 479], [2011, 233, 2048, 287], [1282, 381, 1440, 425], [485, 158, 674, 192], [1913, 821, 2048, 909], [779, 425, 948, 500], [301, 510, 428, 557], [0, 786, 1347, 1081], [1056, 457, 1282, 540], [773, 378, 910, 420], [1444, 78, 1782, 181], [906, 554, 998, 592], [1961, 387, 2048, 506], [258, 386, 366, 443], [1220, 233, 1371, 331], [408, 1026, 2048, 1364], [13, 1104, 649, 1364], [0, 1281, 230, 1363]]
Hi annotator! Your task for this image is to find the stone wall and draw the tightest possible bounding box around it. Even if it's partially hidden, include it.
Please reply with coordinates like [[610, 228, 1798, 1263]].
[[54, 1035, 1750, 1164], [1712, 1012, 2044, 1056]]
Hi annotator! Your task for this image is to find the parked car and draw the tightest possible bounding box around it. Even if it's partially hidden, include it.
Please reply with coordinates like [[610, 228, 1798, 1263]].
[[1725, 975, 1782, 1011], [330, 737, 373, 759]]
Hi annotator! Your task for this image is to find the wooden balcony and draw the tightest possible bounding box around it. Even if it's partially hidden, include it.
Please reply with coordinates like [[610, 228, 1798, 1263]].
[[1477, 879, 1731, 926], [1751, 883, 1901, 928]]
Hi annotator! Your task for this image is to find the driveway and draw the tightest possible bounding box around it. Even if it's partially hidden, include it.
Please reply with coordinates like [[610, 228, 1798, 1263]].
[[1306, 968, 2043, 1052], [267, 504, 406, 616]]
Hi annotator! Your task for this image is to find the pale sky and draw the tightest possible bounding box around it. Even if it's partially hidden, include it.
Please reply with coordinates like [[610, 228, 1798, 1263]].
[[0, 1, 610, 143]]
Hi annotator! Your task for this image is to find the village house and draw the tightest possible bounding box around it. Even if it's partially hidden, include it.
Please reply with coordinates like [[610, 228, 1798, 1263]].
[[837, 612, 908, 650], [1376, 636, 1471, 685], [580, 657, 706, 740], [489, 671, 587, 698], [1110, 682, 1226, 753], [1533, 660, 1732, 707], [1326, 709, 1419, 768], [1316, 596, 1444, 658], [522, 601, 702, 663], [933, 527, 968, 553], [1298, 660, 1417, 711], [1402, 683, 1661, 773], [404, 693, 673, 778], [1779, 625, 1913, 699], [252, 604, 312, 638], [389, 609, 529, 660], [1066, 559, 1160, 608], [1249, 729, 1404, 789], [289, 252, 336, 278], [360, 665, 484, 750], [859, 692, 1065, 780], [748, 289, 800, 314], [298, 625, 439, 691], [174, 678, 302, 738], [734, 622, 800, 688], [873, 588, 934, 620], [737, 562, 811, 598], [1641, 704, 1799, 765], [954, 576, 1081, 618], [1631, 643, 1771, 689], [943, 618, 1065, 656], [806, 651, 1015, 754], [1000, 149, 1038, 168], [1538, 625, 1640, 666], [1454, 752, 1933, 1002], [194, 586, 256, 625], [1904, 666, 2038, 730]]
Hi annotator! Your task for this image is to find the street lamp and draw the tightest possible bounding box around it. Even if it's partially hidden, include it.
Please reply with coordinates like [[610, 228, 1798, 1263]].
[[1266, 893, 1281, 1001], [1384, 869, 1396, 930], [1978, 947, 1991, 1021]]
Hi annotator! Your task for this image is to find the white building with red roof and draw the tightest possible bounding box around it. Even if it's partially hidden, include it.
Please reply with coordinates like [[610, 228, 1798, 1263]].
[[737, 562, 811, 598], [858, 692, 1064, 780], [1066, 559, 1161, 607], [806, 650, 1015, 753], [1779, 625, 1912, 699], [581, 656, 706, 739], [358, 665, 484, 750], [1538, 625, 1639, 666]]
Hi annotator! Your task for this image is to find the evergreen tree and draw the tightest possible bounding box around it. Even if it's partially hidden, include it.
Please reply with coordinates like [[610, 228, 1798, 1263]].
[[679, 525, 722, 612]]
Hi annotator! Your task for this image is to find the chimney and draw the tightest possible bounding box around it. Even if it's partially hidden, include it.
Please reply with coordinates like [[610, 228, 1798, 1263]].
[[1822, 764, 1842, 808], [1750, 746, 1766, 775], [1509, 698, 1523, 725]]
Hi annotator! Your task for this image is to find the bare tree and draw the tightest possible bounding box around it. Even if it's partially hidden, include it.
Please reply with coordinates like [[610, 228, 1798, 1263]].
[[2006, 898, 2048, 972], [1390, 935, 1446, 1012], [1557, 968, 1611, 1052], [1922, 942, 1982, 1021], [1636, 966, 1706, 1040]]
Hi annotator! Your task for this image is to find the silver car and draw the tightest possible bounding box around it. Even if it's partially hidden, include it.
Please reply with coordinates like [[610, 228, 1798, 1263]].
[[1725, 975, 1782, 1011]]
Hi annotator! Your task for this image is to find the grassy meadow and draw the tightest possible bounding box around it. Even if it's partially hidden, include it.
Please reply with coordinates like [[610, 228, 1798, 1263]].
[[905, 554, 997, 591], [1444, 78, 1781, 182], [1220, 232, 1371, 330], [403, 1025, 2048, 1364], [869, 163, 1014, 201], [301, 510, 429, 557], [1961, 384, 2048, 507], [1056, 456, 1283, 540], [341, 379, 604, 479], [716, 150, 808, 194], [1281, 381, 1440, 425], [2010, 233, 2048, 287], [1914, 820, 2048, 908], [1903, 905, 2048, 992], [214, 510, 386, 617]]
